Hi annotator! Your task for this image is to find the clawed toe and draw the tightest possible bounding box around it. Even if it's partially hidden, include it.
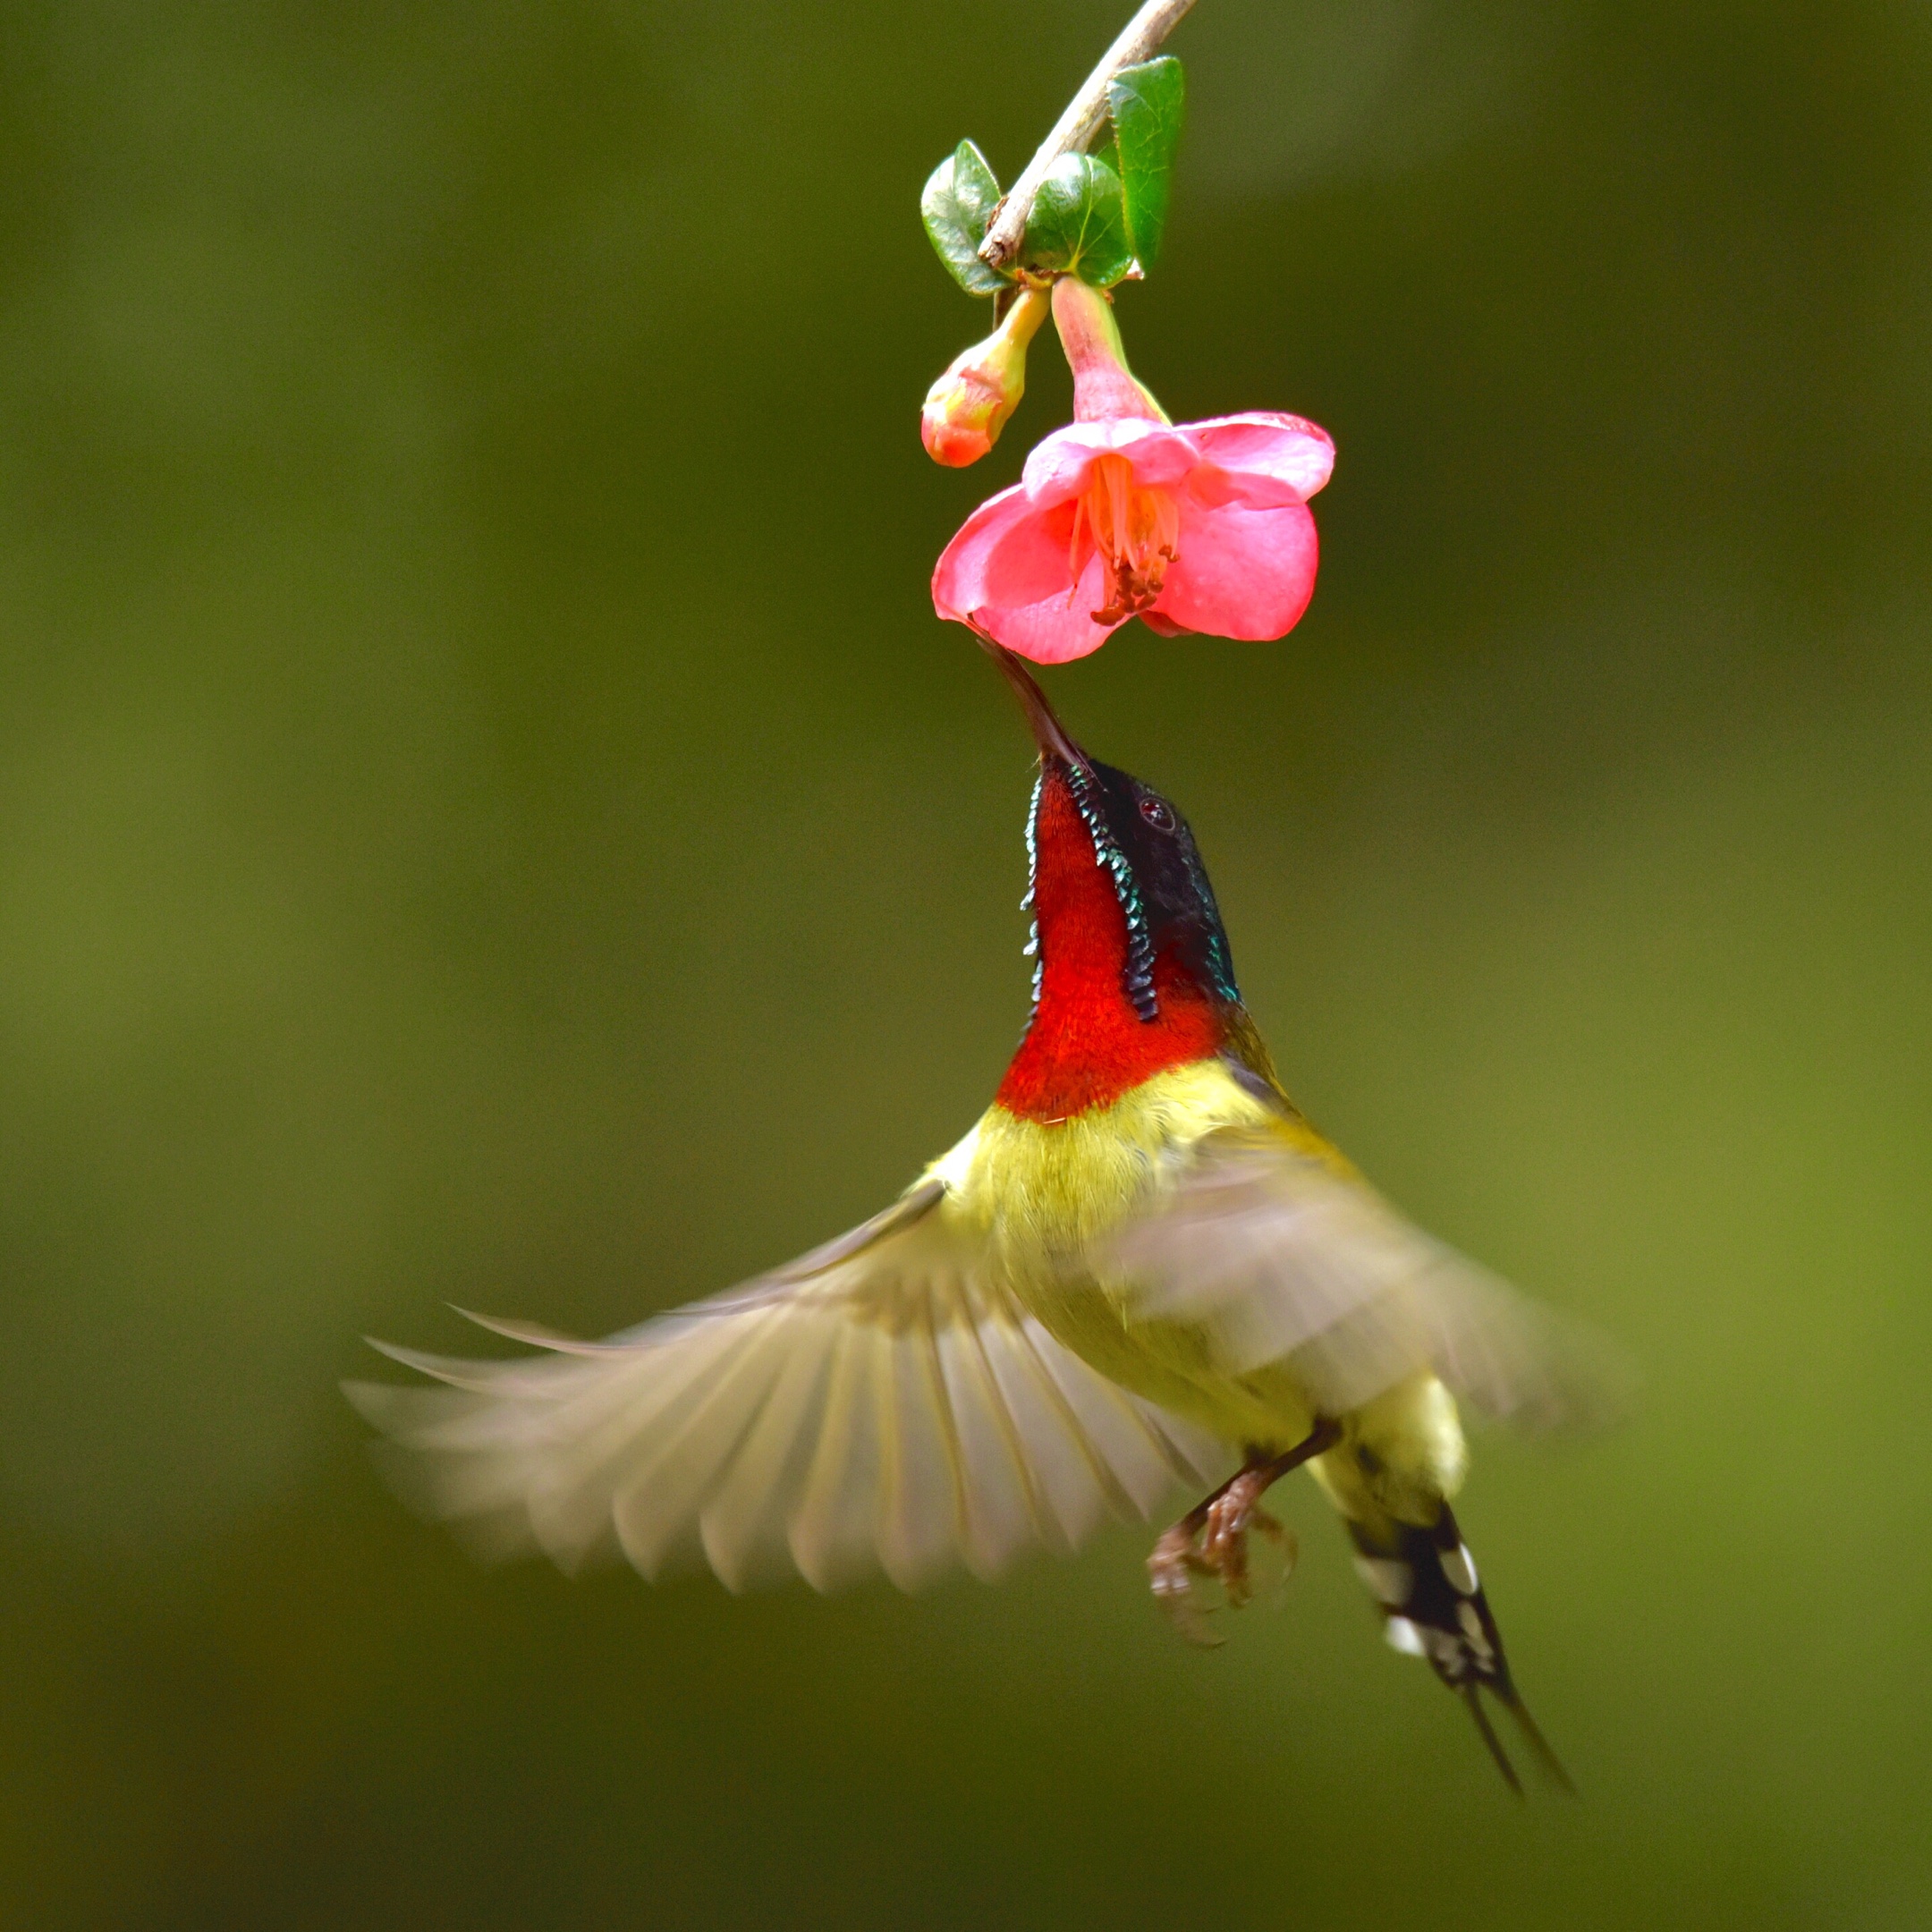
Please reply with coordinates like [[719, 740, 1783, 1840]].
[[1200, 1486, 1263, 1606], [1205, 1498, 1294, 1608], [1148, 1521, 1224, 1647]]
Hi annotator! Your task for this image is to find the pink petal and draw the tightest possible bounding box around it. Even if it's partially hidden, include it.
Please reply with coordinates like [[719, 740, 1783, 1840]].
[[1021, 418, 1198, 508], [931, 483, 1114, 662], [1182, 462, 1307, 513], [932, 485, 1067, 623], [1187, 412, 1335, 501], [969, 548, 1123, 665], [1153, 499, 1319, 641]]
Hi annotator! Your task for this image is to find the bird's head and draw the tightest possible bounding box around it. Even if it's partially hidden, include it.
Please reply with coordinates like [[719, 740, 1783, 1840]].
[[987, 645, 1240, 1022]]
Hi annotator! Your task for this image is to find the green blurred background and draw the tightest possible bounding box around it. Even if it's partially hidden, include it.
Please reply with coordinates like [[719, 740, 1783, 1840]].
[[2, 0, 1928, 1924]]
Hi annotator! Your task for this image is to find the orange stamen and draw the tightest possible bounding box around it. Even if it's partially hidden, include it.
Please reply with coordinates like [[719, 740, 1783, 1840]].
[[1075, 453, 1180, 625]]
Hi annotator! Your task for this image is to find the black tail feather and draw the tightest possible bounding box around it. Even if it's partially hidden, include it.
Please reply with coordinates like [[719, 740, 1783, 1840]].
[[1460, 1684, 1522, 1795], [1346, 1502, 1572, 1794], [1495, 1682, 1575, 1794]]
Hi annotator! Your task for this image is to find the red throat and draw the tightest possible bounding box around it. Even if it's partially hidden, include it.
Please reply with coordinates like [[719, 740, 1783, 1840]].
[[996, 769, 1224, 1123]]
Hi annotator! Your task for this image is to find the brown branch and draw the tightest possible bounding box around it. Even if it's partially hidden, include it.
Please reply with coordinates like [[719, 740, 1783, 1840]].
[[977, 0, 1198, 275]]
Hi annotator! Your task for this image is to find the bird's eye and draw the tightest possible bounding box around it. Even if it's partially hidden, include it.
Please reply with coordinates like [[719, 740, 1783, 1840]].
[[1139, 798, 1176, 833]]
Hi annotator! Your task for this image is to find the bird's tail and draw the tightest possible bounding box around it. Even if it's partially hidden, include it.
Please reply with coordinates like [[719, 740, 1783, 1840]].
[[1343, 1503, 1572, 1794]]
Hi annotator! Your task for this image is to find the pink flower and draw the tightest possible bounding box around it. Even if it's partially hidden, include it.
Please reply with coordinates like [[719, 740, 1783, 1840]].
[[931, 278, 1334, 664]]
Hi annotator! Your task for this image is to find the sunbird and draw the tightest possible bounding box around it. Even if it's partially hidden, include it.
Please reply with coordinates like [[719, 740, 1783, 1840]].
[[350, 645, 1616, 1792]]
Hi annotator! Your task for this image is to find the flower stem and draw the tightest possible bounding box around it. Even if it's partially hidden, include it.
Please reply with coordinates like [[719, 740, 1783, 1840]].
[[977, 0, 1198, 276], [1052, 278, 1168, 423]]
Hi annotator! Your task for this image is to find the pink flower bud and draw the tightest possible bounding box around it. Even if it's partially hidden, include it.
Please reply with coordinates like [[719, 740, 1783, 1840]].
[[920, 286, 1051, 467]]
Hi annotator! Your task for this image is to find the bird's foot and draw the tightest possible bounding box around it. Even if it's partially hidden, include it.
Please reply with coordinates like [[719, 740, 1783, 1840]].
[[1147, 1424, 1339, 1646], [1148, 1467, 1296, 1645]]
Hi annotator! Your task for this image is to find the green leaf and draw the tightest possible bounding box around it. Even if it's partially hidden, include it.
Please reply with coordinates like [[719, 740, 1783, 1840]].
[[921, 140, 1008, 295], [1107, 55, 1185, 269], [1019, 153, 1134, 289]]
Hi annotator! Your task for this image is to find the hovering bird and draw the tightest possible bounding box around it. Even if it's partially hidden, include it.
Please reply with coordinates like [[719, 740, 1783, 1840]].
[[349, 646, 1617, 1791]]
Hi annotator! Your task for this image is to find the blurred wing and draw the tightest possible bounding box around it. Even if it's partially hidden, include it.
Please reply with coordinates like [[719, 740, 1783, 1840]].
[[1103, 1134, 1630, 1430], [346, 1180, 1223, 1595]]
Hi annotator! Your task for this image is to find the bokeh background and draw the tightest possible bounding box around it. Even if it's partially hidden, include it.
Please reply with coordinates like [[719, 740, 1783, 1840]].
[[2, 0, 1928, 1924]]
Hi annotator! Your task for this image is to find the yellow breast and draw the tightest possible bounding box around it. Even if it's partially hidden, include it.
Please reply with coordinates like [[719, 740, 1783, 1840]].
[[922, 1059, 1343, 1447], [932, 1058, 1260, 1245]]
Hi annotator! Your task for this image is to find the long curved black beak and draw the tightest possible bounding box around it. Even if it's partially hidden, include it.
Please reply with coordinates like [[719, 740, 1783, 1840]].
[[979, 639, 1089, 769]]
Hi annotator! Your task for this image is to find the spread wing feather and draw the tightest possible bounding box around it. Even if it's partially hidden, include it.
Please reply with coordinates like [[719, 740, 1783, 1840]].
[[1104, 1133, 1630, 1430], [346, 1181, 1224, 1594]]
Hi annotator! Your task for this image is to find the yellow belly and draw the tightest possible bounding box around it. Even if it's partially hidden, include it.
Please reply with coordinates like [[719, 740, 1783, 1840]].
[[927, 1057, 1470, 1519], [930, 1059, 1325, 1449]]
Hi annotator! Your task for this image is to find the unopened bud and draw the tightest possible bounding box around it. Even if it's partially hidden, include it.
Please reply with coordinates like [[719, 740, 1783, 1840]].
[[920, 286, 1051, 466]]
